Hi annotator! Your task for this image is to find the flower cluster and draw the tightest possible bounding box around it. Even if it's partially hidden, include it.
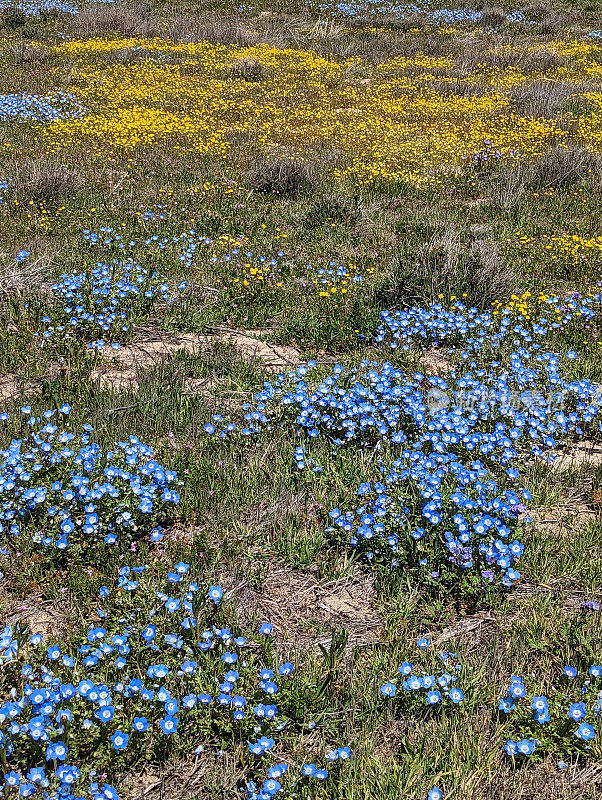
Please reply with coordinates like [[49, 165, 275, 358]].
[[0, 0, 114, 14], [83, 219, 210, 272], [500, 666, 602, 759], [0, 407, 179, 553], [0, 179, 11, 203], [379, 646, 465, 707], [202, 290, 602, 584], [328, 451, 526, 586], [512, 232, 602, 277], [305, 261, 374, 300], [40, 36, 570, 188], [41, 260, 180, 350], [215, 247, 286, 297], [0, 563, 349, 800], [0, 92, 83, 123], [377, 293, 602, 355], [318, 0, 528, 25], [293, 446, 322, 474]]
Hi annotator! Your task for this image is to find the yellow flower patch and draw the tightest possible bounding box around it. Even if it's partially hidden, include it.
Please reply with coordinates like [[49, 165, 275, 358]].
[[27, 35, 599, 186]]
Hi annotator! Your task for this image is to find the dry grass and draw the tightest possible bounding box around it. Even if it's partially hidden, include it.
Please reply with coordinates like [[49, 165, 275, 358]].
[[482, 760, 602, 800], [302, 193, 360, 228], [6, 40, 47, 64], [228, 559, 382, 652], [488, 163, 527, 211], [388, 224, 517, 308], [246, 152, 318, 198], [70, 3, 162, 37], [11, 158, 85, 205], [0, 255, 49, 297], [168, 13, 259, 46], [0, 7, 27, 30], [529, 146, 601, 189], [226, 56, 268, 81], [481, 7, 507, 27], [511, 80, 583, 118], [121, 751, 243, 800]]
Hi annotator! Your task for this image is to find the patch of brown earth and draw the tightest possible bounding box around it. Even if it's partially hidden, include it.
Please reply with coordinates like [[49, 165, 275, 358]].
[[0, 374, 26, 403], [0, 591, 70, 638], [430, 611, 498, 650], [521, 501, 599, 538], [482, 759, 602, 800], [511, 580, 602, 611], [546, 439, 602, 473], [92, 329, 300, 391], [0, 363, 67, 405], [229, 563, 382, 651], [121, 750, 242, 800], [420, 347, 452, 376]]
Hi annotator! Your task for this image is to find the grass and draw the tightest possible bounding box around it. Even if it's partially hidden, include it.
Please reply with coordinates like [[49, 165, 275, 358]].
[[1, 1, 602, 799]]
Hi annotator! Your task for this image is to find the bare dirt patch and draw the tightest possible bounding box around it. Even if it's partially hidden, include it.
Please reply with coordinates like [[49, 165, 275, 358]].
[[92, 328, 300, 392], [0, 590, 70, 638], [121, 750, 242, 800], [546, 439, 602, 473], [482, 758, 602, 800], [521, 500, 599, 538], [0, 363, 65, 405], [430, 610, 498, 650], [420, 347, 452, 376], [0, 374, 26, 403], [229, 562, 382, 651]]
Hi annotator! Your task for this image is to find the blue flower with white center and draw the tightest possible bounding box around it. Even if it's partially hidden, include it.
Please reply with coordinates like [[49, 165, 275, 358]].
[[147, 664, 169, 679], [45, 740, 67, 761], [207, 586, 223, 604], [222, 652, 238, 664], [26, 767, 47, 787], [568, 702, 587, 722], [262, 778, 281, 795], [531, 696, 548, 712], [159, 716, 178, 734], [449, 687, 464, 703], [110, 730, 129, 751], [141, 624, 156, 642], [575, 722, 596, 741], [517, 739, 537, 756], [268, 765, 288, 778], [509, 678, 526, 698], [56, 764, 80, 785], [164, 699, 178, 715], [94, 706, 114, 723]]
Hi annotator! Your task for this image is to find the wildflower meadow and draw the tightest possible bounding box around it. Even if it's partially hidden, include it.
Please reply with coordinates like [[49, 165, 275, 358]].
[[1, 0, 602, 798]]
